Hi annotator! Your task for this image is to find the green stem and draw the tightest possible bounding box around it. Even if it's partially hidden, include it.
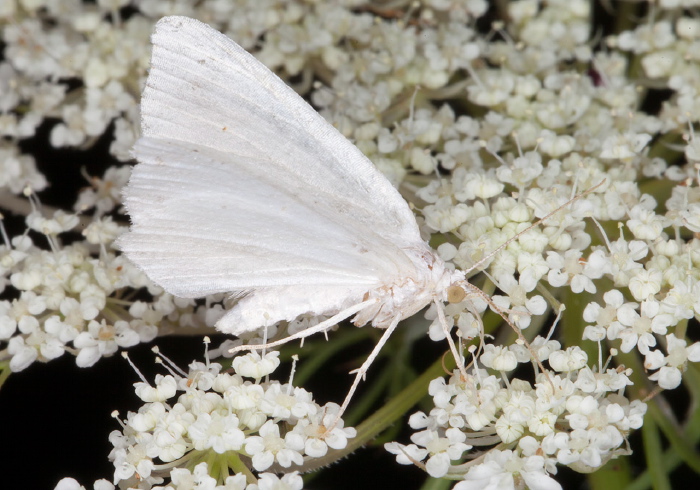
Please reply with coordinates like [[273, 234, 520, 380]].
[[0, 361, 11, 391], [626, 365, 700, 489], [227, 451, 256, 484], [419, 476, 454, 490], [641, 413, 672, 490], [646, 398, 700, 474]]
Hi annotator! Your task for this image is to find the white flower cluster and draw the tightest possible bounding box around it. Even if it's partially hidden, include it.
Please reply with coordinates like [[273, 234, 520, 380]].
[[107, 351, 354, 489], [2, 0, 700, 488], [0, 209, 208, 371], [57, 464, 303, 490], [387, 341, 647, 489], [375, 0, 700, 485]]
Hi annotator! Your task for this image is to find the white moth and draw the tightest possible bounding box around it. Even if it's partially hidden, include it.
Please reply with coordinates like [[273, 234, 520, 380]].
[[119, 15, 466, 338], [119, 16, 585, 418]]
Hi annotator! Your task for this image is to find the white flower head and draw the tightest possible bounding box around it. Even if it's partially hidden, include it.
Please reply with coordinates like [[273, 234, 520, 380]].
[[232, 351, 281, 379]]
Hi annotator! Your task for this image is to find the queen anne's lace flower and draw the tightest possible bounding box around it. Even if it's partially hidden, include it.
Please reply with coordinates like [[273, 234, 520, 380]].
[[245, 420, 304, 470], [109, 353, 354, 488]]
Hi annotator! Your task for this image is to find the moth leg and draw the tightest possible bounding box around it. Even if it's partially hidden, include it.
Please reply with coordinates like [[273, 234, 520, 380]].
[[462, 281, 552, 386], [328, 313, 403, 432], [228, 299, 377, 354], [434, 299, 470, 380]]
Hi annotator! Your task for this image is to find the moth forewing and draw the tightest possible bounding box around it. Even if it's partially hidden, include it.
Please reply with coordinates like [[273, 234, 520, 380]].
[[123, 16, 605, 433]]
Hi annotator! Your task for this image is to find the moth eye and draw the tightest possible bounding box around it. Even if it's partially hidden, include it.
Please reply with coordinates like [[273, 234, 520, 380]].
[[447, 284, 466, 303]]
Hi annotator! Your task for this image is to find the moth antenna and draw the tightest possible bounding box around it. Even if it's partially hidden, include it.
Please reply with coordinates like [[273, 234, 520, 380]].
[[462, 180, 606, 277], [476, 271, 536, 319], [446, 175, 593, 373], [462, 282, 553, 387]]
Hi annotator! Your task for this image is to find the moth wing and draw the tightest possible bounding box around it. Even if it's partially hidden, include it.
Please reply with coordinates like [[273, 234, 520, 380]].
[[120, 138, 415, 298], [119, 16, 428, 333], [139, 16, 420, 244], [217, 285, 368, 335]]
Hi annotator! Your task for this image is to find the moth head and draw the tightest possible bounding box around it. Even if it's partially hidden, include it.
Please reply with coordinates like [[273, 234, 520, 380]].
[[446, 283, 467, 303]]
